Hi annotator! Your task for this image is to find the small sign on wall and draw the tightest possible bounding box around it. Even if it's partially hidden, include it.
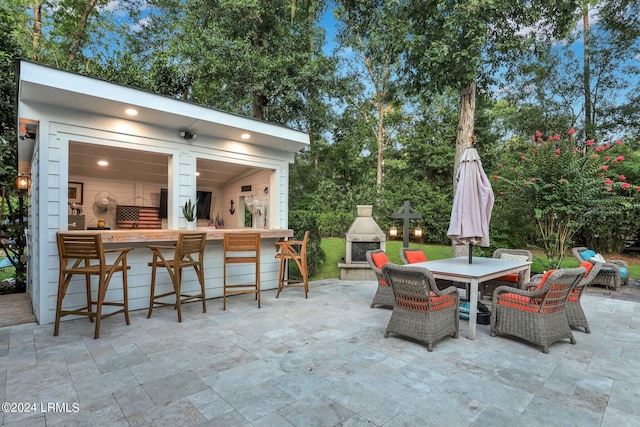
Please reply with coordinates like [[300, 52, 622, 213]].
[[241, 185, 252, 192]]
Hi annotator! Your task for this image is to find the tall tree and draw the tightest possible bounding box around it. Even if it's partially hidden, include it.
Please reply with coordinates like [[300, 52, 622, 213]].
[[401, 0, 581, 179], [333, 0, 409, 198], [401, 0, 581, 254]]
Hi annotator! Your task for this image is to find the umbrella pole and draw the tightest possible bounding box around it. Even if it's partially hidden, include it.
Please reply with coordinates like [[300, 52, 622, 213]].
[[468, 242, 473, 263]]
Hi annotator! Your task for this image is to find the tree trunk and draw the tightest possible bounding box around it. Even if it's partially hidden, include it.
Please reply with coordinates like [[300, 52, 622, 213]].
[[69, 0, 98, 62], [32, 1, 42, 54], [451, 80, 476, 258], [583, 9, 593, 140]]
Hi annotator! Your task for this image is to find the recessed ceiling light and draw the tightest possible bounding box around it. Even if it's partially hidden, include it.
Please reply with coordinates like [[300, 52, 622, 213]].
[[98, 160, 109, 166], [125, 108, 138, 116], [241, 133, 250, 139]]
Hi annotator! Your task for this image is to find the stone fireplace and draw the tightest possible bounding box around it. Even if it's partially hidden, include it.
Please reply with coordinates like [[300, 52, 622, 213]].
[[339, 205, 386, 280]]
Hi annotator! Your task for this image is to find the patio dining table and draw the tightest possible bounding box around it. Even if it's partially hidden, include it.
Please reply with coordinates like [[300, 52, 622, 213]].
[[412, 256, 532, 340]]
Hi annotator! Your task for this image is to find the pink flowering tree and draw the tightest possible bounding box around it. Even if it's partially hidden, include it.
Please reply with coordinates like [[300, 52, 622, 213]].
[[492, 128, 640, 268]]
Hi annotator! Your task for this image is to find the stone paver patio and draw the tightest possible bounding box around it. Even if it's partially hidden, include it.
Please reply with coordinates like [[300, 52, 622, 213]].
[[1, 279, 639, 426]]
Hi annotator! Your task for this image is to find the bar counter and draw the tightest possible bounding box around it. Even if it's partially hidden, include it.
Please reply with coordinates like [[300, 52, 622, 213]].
[[64, 227, 293, 243], [49, 227, 294, 325]]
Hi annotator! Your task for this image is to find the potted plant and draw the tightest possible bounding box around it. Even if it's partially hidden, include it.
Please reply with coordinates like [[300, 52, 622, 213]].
[[182, 199, 197, 229]]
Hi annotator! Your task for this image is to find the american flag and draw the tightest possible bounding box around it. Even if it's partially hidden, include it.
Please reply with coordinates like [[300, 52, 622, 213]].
[[116, 206, 162, 229]]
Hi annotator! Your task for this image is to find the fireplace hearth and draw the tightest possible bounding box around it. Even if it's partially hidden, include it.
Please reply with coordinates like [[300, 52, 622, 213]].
[[338, 205, 386, 280]]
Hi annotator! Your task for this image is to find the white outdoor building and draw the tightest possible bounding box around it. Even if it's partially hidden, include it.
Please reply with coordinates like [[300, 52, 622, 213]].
[[15, 60, 309, 325]]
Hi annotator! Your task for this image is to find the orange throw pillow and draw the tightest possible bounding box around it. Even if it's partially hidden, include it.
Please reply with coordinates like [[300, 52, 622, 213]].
[[535, 270, 556, 291], [371, 252, 390, 269], [579, 261, 593, 274], [405, 250, 427, 264]]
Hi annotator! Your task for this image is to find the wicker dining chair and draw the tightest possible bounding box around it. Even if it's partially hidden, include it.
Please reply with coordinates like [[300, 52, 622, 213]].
[[565, 261, 603, 333], [381, 264, 459, 351], [571, 246, 629, 292], [366, 249, 394, 308], [480, 249, 533, 298], [490, 267, 586, 353]]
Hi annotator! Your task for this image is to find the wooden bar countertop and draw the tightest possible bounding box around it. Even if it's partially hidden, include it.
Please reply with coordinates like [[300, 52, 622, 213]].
[[64, 228, 293, 243]]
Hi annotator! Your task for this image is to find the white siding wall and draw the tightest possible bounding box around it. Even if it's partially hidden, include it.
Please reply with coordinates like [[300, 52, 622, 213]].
[[26, 108, 294, 325], [45, 238, 282, 324]]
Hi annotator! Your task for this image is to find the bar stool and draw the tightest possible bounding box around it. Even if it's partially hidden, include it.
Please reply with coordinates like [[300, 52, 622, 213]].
[[275, 231, 309, 298], [223, 233, 260, 310], [55, 232, 133, 339], [147, 231, 207, 322]]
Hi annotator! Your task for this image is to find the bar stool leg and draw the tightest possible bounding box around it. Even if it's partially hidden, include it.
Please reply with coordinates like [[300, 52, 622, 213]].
[[276, 256, 287, 298], [94, 279, 105, 339], [147, 257, 158, 319], [176, 268, 183, 323], [122, 258, 130, 326]]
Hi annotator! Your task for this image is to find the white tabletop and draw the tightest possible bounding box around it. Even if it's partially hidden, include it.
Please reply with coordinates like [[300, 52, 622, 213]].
[[413, 256, 532, 281]]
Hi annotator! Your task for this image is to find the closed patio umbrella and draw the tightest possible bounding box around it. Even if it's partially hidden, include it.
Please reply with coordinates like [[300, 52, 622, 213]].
[[447, 147, 494, 263]]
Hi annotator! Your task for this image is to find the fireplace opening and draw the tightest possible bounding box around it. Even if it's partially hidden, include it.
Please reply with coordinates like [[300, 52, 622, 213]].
[[351, 242, 381, 263]]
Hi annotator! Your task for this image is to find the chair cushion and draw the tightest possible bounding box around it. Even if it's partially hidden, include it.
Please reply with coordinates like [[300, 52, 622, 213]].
[[371, 252, 390, 269], [497, 293, 540, 313], [495, 273, 519, 283], [580, 249, 597, 261], [396, 292, 456, 312], [405, 250, 427, 264], [620, 267, 628, 279], [579, 261, 593, 274], [535, 269, 556, 291]]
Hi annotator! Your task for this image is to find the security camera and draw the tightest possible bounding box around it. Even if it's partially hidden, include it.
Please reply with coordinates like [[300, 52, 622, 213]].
[[180, 131, 195, 140]]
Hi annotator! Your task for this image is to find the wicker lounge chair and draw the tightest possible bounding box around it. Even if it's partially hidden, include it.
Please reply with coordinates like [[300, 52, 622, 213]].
[[381, 264, 459, 351], [480, 249, 532, 298], [571, 246, 629, 291], [490, 267, 586, 353], [366, 249, 394, 308]]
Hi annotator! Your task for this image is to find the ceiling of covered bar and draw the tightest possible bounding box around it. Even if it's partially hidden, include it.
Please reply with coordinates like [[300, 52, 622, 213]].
[[69, 142, 262, 188]]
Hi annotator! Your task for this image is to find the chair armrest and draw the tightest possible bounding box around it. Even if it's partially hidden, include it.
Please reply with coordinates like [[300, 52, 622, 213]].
[[605, 260, 628, 269], [147, 245, 176, 251], [104, 247, 134, 254], [433, 285, 461, 299], [519, 273, 544, 290], [492, 284, 543, 307]]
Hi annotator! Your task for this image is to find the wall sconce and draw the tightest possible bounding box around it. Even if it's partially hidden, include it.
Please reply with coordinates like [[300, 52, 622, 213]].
[[229, 199, 235, 215], [389, 226, 398, 237], [414, 226, 423, 238], [16, 174, 31, 190]]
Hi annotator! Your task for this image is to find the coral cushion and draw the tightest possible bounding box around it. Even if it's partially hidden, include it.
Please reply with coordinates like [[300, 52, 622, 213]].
[[396, 292, 456, 312], [495, 273, 519, 283], [371, 252, 390, 269], [405, 250, 427, 264], [579, 261, 593, 274], [535, 270, 556, 291], [371, 252, 390, 286]]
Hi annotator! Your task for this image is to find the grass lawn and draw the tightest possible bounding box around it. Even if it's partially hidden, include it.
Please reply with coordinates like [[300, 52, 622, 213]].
[[311, 237, 640, 281]]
